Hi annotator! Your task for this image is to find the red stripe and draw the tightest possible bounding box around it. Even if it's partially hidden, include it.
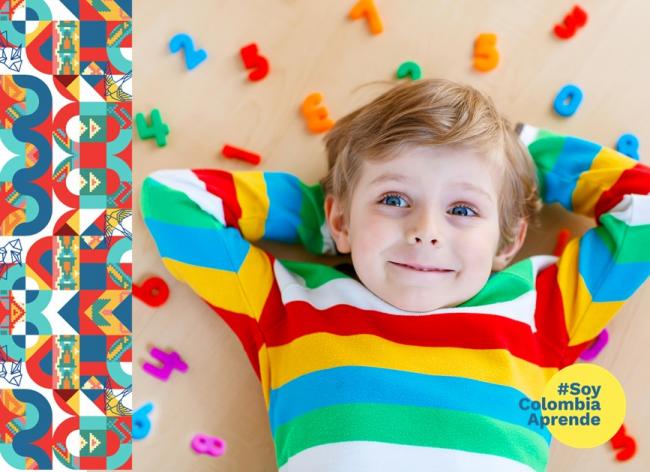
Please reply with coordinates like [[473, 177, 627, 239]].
[[562, 340, 594, 367], [204, 252, 285, 382], [192, 169, 242, 228], [531, 265, 595, 367], [264, 300, 567, 367], [533, 264, 570, 348], [594, 162, 650, 221], [206, 302, 264, 380], [259, 255, 289, 336]]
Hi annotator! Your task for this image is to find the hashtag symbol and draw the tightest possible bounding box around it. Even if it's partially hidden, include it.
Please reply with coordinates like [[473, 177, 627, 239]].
[[557, 382, 569, 395]]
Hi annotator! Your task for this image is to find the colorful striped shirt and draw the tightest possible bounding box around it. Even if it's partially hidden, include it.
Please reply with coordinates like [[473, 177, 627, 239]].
[[140, 124, 650, 471]]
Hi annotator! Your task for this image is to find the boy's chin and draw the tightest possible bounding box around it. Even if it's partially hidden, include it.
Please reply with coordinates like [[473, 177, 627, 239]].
[[383, 294, 455, 313]]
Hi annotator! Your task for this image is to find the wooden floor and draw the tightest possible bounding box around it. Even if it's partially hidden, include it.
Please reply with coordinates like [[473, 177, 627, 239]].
[[133, 1, 650, 470]]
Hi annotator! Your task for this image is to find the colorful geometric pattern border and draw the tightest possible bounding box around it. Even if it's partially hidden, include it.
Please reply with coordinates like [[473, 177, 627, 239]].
[[1, 0, 132, 469]]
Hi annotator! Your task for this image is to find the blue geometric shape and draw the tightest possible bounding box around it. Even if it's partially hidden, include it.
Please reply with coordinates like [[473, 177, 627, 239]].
[[83, 223, 104, 236], [40, 33, 52, 61], [12, 334, 25, 348], [59, 0, 80, 19], [26, 290, 39, 303], [26, 322, 38, 334], [115, 0, 132, 16], [13, 389, 53, 468], [12, 75, 53, 235], [113, 294, 131, 331], [13, 277, 25, 290], [80, 21, 106, 47], [82, 75, 104, 88], [12, 21, 25, 34], [80, 263, 106, 289], [39, 248, 52, 275], [80, 374, 106, 386], [59, 292, 80, 333], [40, 349, 52, 375], [82, 388, 104, 402], [80, 335, 106, 361], [25, 0, 53, 20]]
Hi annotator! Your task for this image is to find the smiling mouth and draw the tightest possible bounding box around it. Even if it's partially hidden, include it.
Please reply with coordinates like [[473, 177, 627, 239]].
[[389, 261, 454, 273]]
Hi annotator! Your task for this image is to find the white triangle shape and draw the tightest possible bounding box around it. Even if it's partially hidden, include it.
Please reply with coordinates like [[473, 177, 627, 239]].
[[80, 76, 104, 102], [80, 389, 104, 416], [79, 209, 106, 235]]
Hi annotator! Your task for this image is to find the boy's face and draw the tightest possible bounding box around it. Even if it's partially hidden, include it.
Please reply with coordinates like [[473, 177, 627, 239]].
[[325, 145, 527, 313]]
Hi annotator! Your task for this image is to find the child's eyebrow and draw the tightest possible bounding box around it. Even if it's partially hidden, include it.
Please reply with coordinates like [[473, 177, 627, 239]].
[[369, 173, 412, 185], [449, 181, 494, 202]]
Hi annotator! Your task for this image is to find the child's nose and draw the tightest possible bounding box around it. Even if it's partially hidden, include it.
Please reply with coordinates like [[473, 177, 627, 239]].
[[408, 235, 438, 245], [406, 212, 441, 245]]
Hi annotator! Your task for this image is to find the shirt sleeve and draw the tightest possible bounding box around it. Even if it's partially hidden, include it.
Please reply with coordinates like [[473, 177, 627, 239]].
[[140, 169, 333, 390], [519, 124, 650, 363]]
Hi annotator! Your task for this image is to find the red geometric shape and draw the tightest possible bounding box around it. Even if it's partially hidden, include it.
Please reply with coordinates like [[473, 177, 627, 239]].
[[80, 142, 107, 167], [79, 361, 109, 376], [53, 389, 78, 415]]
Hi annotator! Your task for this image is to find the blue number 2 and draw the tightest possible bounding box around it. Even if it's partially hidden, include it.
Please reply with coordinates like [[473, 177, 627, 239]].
[[169, 33, 208, 70]]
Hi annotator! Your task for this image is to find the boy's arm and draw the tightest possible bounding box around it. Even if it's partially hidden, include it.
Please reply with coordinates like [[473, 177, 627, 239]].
[[519, 124, 650, 362], [181, 169, 335, 255], [141, 168, 335, 377]]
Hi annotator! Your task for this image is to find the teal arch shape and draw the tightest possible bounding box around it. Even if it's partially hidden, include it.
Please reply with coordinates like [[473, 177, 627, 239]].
[[26, 290, 53, 334], [107, 48, 131, 75], [107, 361, 131, 388]]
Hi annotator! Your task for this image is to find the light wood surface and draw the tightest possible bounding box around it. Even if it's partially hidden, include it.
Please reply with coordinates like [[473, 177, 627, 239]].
[[133, 1, 650, 470]]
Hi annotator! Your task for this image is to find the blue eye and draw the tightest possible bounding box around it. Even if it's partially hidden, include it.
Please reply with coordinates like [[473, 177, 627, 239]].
[[449, 205, 478, 217], [379, 193, 408, 207]]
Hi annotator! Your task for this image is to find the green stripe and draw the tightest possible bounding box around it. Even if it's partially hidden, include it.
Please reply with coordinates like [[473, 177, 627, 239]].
[[278, 259, 351, 288], [617, 223, 650, 262], [274, 403, 548, 471], [278, 257, 538, 297], [298, 181, 327, 255], [141, 177, 225, 229], [461, 258, 534, 306], [600, 215, 650, 263], [528, 135, 567, 200]]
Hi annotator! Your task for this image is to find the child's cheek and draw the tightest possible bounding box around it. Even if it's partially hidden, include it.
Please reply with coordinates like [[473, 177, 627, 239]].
[[462, 234, 498, 273], [356, 213, 397, 243]]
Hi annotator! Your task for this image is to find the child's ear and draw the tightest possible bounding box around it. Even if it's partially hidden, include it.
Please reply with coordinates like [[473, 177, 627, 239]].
[[492, 219, 528, 271], [324, 194, 351, 254]]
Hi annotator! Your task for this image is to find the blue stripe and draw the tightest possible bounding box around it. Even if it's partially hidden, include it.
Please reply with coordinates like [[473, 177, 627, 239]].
[[546, 137, 601, 211], [269, 366, 551, 444], [592, 261, 650, 301], [144, 217, 250, 271], [578, 227, 616, 296], [264, 172, 303, 243], [578, 227, 650, 301]]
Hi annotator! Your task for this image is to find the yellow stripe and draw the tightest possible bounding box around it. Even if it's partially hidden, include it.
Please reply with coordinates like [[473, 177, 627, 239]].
[[96, 2, 128, 20], [163, 245, 273, 319], [556, 219, 625, 346], [26, 266, 51, 290], [233, 172, 269, 241], [557, 238, 591, 329], [268, 333, 557, 398], [237, 246, 275, 319], [572, 147, 635, 217], [567, 300, 622, 346]]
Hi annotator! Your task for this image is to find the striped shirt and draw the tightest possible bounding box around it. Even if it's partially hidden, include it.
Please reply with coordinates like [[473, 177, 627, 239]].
[[140, 124, 650, 471]]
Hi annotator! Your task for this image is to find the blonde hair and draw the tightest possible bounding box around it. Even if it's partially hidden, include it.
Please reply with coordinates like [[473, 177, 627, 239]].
[[319, 78, 542, 253]]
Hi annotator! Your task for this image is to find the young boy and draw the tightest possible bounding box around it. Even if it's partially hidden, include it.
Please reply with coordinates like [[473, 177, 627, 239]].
[[140, 79, 650, 471]]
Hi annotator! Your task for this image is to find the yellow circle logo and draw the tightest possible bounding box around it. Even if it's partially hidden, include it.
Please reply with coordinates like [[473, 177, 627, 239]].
[[539, 363, 625, 448]]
